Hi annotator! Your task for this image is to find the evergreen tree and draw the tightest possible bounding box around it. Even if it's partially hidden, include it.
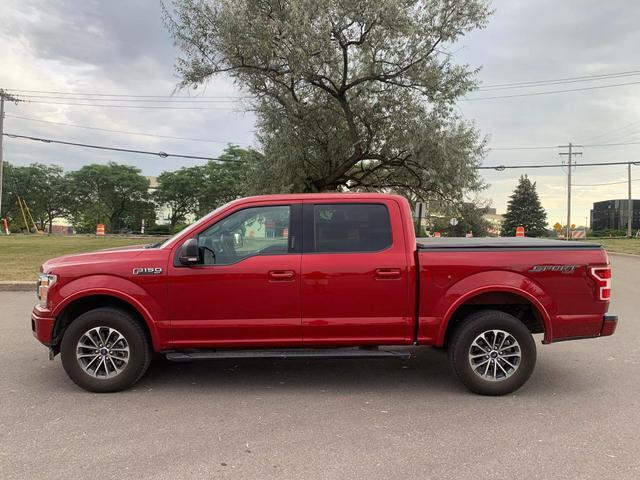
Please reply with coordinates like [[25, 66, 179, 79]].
[[500, 175, 548, 237]]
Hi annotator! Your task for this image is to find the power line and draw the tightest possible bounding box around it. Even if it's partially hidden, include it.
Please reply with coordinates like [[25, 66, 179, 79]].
[[16, 94, 243, 104], [581, 119, 640, 144], [7, 69, 640, 97], [5, 114, 251, 145], [5, 130, 638, 171], [583, 140, 640, 148], [2, 133, 242, 163], [2, 88, 248, 99], [478, 160, 640, 170], [464, 79, 640, 101], [572, 179, 640, 187], [489, 140, 640, 151], [23, 100, 239, 110], [489, 145, 558, 151], [478, 70, 640, 91]]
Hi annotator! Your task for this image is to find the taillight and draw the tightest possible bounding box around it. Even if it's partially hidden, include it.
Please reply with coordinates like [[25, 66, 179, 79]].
[[590, 266, 611, 301]]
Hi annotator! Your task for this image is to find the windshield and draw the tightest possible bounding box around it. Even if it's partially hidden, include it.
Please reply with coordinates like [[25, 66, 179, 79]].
[[157, 202, 232, 249]]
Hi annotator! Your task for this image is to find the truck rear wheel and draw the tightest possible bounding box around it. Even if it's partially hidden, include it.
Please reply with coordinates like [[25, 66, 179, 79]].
[[60, 307, 152, 393], [448, 310, 536, 396]]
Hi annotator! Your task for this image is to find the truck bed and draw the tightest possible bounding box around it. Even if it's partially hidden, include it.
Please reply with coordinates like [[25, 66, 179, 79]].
[[417, 237, 601, 250]]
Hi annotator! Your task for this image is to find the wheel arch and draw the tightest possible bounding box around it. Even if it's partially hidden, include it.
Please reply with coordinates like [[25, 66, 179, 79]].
[[52, 291, 161, 353], [440, 286, 552, 348]]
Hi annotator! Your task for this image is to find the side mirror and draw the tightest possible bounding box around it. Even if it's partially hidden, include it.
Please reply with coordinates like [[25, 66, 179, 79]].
[[179, 238, 201, 266]]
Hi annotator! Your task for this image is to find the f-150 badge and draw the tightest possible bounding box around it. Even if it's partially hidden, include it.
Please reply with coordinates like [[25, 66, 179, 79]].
[[529, 265, 576, 274], [132, 267, 163, 275]]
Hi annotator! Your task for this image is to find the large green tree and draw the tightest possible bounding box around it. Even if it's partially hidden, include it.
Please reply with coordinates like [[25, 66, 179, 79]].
[[66, 162, 153, 233], [0, 162, 68, 233], [500, 175, 548, 237], [164, 0, 490, 200], [154, 145, 261, 226], [154, 166, 204, 228], [0, 162, 16, 223], [431, 200, 491, 237], [197, 145, 261, 215]]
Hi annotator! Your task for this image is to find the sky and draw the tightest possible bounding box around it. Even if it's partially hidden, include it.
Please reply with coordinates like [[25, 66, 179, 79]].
[[1, 0, 640, 228]]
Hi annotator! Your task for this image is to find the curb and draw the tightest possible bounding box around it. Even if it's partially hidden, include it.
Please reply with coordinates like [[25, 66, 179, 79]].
[[0, 282, 34, 292]]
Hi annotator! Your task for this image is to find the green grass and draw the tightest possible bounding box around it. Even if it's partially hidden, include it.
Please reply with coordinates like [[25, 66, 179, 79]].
[[0, 235, 165, 282], [2, 234, 637, 282], [585, 238, 640, 255]]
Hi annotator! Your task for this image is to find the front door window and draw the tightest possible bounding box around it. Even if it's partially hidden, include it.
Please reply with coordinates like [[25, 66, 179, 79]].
[[198, 205, 291, 265]]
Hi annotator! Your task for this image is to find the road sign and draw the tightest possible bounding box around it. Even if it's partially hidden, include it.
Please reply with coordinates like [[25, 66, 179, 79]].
[[449, 217, 458, 226], [553, 222, 562, 231]]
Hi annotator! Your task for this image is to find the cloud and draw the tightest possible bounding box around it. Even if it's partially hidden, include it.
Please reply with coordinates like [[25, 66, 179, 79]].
[[1, 0, 639, 227]]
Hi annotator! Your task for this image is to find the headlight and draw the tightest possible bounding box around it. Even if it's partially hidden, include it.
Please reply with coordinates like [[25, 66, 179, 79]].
[[36, 273, 57, 308]]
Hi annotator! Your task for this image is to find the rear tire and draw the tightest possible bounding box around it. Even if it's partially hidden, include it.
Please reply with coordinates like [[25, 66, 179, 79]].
[[60, 307, 152, 392], [448, 310, 536, 396]]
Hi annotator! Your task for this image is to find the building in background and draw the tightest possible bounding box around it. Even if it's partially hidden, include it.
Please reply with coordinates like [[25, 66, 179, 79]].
[[590, 199, 640, 231], [147, 176, 179, 226], [482, 208, 504, 236]]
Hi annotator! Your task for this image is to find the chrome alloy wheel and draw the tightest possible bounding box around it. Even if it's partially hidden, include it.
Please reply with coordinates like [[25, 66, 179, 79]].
[[76, 327, 130, 379], [468, 329, 521, 382]]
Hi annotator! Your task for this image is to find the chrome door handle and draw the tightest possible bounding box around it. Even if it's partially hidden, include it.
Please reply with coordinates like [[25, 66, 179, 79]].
[[269, 270, 295, 281], [375, 268, 401, 280]]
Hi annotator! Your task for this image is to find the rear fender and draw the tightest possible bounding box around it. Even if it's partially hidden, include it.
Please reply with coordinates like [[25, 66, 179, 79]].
[[435, 270, 554, 345]]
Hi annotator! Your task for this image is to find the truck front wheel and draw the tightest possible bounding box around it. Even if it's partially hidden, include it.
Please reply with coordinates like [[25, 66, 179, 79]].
[[448, 310, 536, 396], [60, 308, 152, 392]]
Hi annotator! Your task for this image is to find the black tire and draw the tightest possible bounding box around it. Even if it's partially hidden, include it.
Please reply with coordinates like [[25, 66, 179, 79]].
[[448, 310, 536, 396], [60, 307, 152, 393]]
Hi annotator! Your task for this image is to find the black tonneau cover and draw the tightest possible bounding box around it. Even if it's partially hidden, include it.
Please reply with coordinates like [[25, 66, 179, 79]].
[[417, 237, 602, 250]]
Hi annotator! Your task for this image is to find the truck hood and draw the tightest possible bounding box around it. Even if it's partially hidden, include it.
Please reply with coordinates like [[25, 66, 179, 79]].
[[42, 245, 148, 272]]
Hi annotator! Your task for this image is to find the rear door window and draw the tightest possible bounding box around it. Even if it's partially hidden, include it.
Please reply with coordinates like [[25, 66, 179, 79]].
[[312, 204, 392, 253]]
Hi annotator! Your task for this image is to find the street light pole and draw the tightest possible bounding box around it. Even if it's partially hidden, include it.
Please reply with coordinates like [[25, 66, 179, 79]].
[[559, 143, 583, 241], [0, 94, 5, 225], [628, 162, 633, 238]]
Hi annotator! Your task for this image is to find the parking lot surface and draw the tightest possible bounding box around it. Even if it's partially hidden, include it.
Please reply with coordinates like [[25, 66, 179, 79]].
[[1, 255, 639, 479]]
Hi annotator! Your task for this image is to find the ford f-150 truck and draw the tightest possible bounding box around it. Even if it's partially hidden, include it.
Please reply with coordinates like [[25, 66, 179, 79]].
[[32, 193, 617, 395]]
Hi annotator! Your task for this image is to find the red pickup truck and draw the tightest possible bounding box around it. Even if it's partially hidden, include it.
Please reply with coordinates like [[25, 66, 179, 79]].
[[32, 193, 617, 395]]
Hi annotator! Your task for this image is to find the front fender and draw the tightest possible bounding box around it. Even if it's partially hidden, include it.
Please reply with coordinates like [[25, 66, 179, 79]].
[[52, 275, 166, 350], [425, 270, 555, 346]]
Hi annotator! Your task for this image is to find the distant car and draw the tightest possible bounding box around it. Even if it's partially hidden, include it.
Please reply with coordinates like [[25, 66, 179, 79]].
[[32, 193, 617, 395]]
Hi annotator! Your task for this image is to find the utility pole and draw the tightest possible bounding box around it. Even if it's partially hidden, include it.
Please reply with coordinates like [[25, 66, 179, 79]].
[[628, 162, 633, 238], [559, 143, 583, 241], [0, 89, 21, 231]]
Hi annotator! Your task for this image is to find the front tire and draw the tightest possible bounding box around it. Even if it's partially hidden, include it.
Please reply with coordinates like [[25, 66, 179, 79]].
[[448, 310, 536, 396], [60, 308, 152, 392]]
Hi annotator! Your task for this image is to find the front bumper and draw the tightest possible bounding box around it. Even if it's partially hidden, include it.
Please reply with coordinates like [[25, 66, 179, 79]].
[[31, 306, 55, 346], [600, 314, 618, 337]]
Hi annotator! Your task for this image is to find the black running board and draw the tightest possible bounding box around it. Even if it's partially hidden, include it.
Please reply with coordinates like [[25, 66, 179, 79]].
[[165, 347, 412, 362]]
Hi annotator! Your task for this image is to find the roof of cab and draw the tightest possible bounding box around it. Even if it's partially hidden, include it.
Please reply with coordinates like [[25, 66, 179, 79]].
[[233, 192, 408, 203]]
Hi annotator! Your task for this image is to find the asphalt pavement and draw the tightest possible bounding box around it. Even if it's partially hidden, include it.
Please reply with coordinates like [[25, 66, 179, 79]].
[[1, 254, 639, 479]]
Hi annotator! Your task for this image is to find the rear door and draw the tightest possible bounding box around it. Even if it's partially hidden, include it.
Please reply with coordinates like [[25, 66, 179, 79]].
[[300, 199, 412, 345]]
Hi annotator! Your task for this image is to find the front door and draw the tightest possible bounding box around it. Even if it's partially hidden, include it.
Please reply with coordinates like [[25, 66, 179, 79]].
[[167, 203, 302, 348], [300, 200, 412, 346]]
